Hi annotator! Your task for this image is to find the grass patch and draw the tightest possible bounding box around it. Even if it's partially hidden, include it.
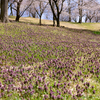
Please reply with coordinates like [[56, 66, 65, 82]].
[[93, 31, 100, 35]]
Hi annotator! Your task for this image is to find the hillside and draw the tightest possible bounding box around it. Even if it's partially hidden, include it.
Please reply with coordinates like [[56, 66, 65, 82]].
[[0, 20, 100, 100]]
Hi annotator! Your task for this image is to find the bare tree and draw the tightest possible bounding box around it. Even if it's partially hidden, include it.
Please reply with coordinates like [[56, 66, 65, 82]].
[[8, 0, 17, 16], [26, 7, 37, 18], [0, 0, 1, 19], [32, 0, 48, 25], [86, 11, 95, 23], [71, 8, 78, 22], [60, 0, 75, 22], [93, 10, 100, 22], [8, 0, 14, 16], [1, 0, 9, 23], [84, 0, 100, 23], [52, 1, 56, 26], [67, 0, 71, 22], [11, 0, 34, 21], [10, 4, 13, 16], [49, 0, 65, 27], [78, 0, 83, 23]]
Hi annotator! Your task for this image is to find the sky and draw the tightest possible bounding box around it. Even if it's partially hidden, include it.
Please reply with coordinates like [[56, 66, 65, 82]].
[[8, 0, 100, 22], [8, 7, 49, 20]]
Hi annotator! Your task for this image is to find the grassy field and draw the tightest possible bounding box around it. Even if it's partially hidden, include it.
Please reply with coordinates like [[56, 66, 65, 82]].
[[9, 16, 100, 31], [0, 18, 100, 100]]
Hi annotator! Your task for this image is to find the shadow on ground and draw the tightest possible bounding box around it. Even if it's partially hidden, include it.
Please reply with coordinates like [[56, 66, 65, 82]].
[[9, 19, 100, 36]]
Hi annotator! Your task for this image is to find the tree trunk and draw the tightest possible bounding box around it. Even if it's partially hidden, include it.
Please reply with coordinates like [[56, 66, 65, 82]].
[[16, 2, 20, 22], [16, 15, 20, 22], [95, 17, 98, 23], [10, 4, 13, 16], [29, 12, 31, 17], [32, 13, 36, 18], [78, 0, 82, 23], [68, 14, 71, 22], [79, 9, 82, 23], [68, 0, 71, 22], [1, 0, 9, 23], [90, 19, 92, 23], [39, 15, 41, 25], [0, 13, 1, 20], [53, 16, 55, 26], [57, 14, 60, 27], [79, 17, 82, 23], [75, 19, 77, 23], [0, 0, 1, 20], [85, 16, 88, 23], [52, 1, 55, 26]]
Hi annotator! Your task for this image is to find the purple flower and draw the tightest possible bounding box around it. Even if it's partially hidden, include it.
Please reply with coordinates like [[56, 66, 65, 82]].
[[30, 90, 35, 95], [44, 94, 48, 99], [77, 93, 82, 97], [93, 90, 95, 94], [80, 78, 84, 82], [86, 82, 90, 87], [91, 86, 94, 89], [73, 94, 77, 99], [8, 93, 12, 97], [44, 86, 48, 92], [57, 95, 61, 99], [28, 84, 33, 90], [51, 95, 56, 99], [68, 83, 70, 86], [57, 83, 60, 88]]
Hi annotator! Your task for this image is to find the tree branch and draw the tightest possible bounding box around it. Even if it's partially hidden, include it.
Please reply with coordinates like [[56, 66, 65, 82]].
[[20, 0, 34, 17]]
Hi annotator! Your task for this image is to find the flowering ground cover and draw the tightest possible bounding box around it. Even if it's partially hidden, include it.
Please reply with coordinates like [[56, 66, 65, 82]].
[[0, 22, 100, 100]]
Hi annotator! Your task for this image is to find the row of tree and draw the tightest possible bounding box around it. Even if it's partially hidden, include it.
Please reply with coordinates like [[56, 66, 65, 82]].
[[0, 0, 100, 27]]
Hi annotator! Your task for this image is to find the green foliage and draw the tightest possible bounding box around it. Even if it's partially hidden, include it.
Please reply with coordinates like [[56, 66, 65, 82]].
[[93, 31, 100, 35]]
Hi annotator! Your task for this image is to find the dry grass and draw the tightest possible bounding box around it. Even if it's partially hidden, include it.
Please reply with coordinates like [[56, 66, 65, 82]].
[[9, 16, 100, 31]]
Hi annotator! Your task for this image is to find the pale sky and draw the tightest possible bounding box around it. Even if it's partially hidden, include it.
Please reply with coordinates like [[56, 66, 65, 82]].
[[8, 0, 100, 21]]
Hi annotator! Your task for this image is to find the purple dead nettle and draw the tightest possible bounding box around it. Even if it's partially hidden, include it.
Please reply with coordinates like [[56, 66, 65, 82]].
[[0, 24, 100, 99]]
